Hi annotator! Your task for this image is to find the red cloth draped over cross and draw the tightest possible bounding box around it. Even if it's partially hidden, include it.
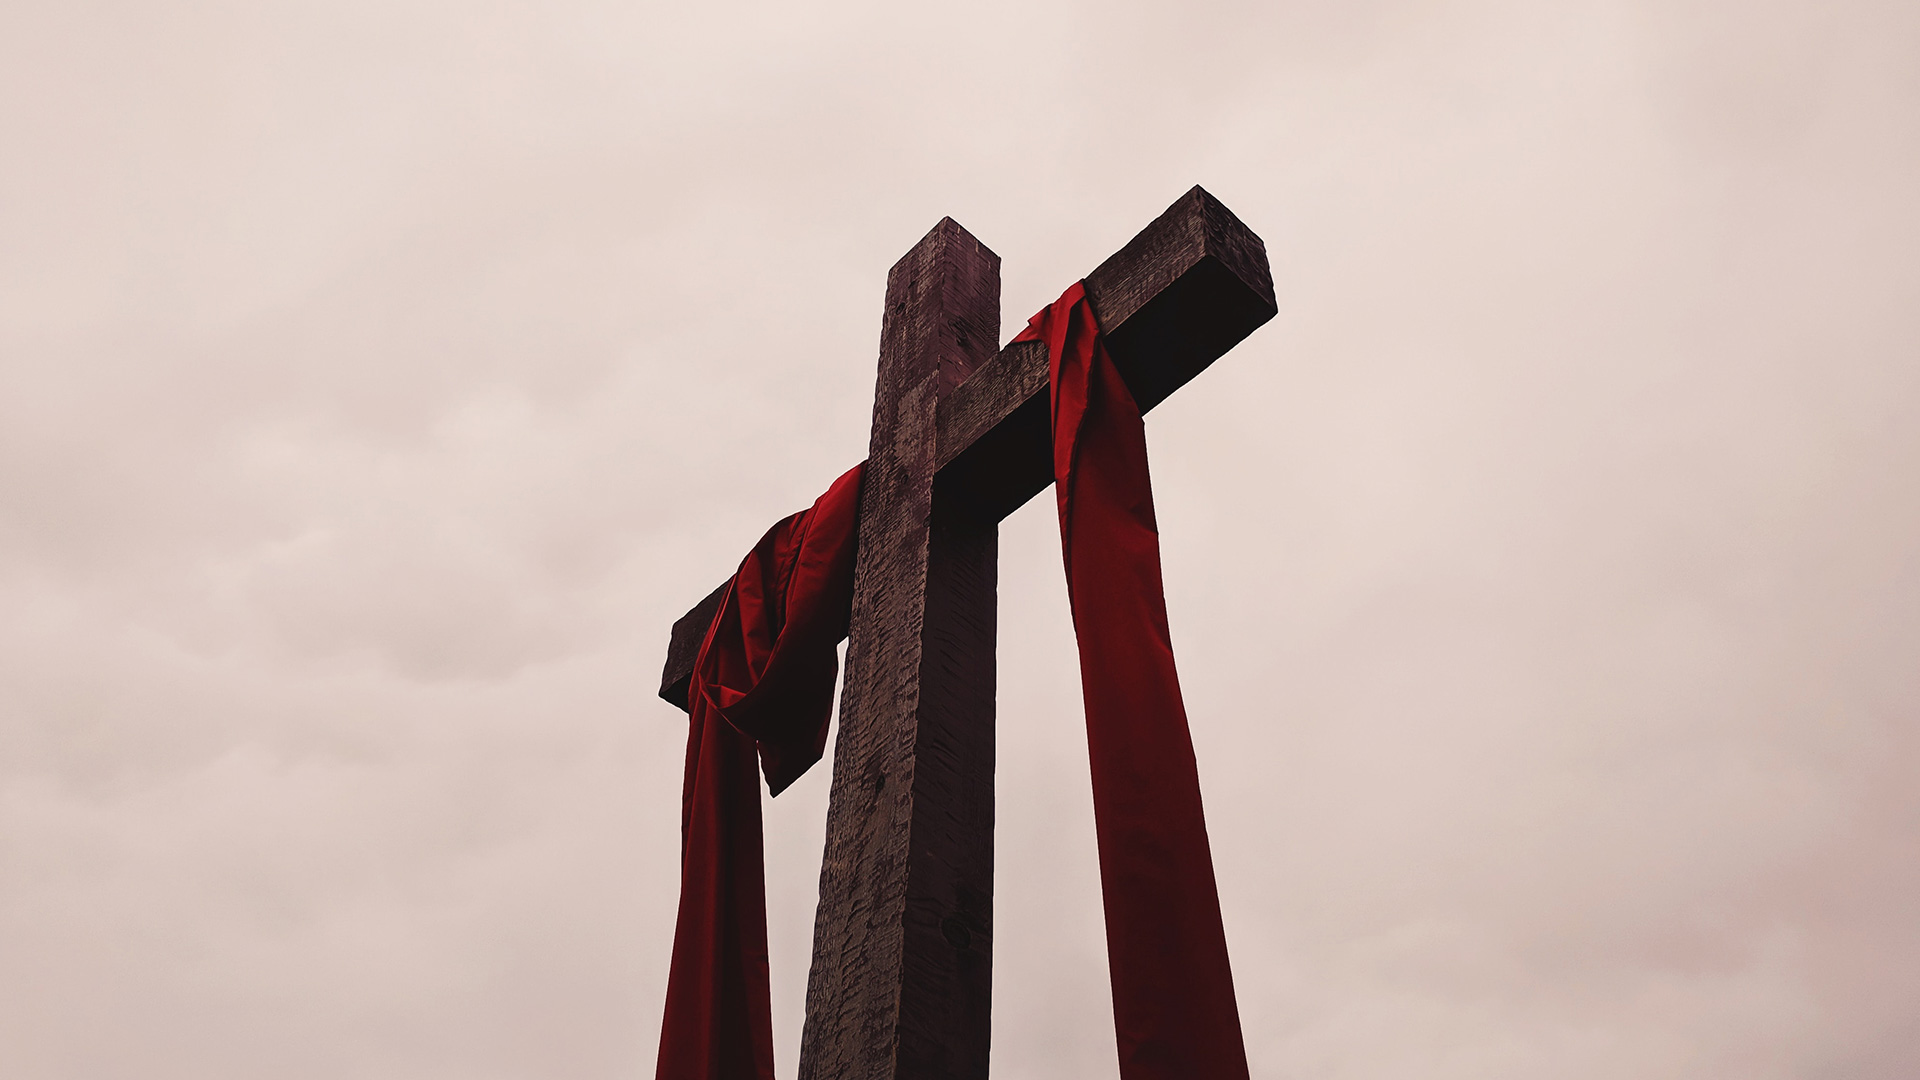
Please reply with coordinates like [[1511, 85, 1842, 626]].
[[656, 285, 1249, 1080], [656, 463, 864, 1080]]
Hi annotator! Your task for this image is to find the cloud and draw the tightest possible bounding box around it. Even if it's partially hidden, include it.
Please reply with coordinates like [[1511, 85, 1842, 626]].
[[2, 1, 1917, 1077]]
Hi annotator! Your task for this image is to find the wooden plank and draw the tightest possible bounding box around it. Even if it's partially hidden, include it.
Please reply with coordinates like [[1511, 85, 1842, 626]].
[[796, 218, 1001, 1079], [658, 582, 726, 711], [657, 186, 1275, 703]]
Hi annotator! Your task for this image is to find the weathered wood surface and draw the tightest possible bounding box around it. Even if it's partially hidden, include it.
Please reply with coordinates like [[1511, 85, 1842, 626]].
[[795, 218, 1001, 1080], [658, 582, 725, 713], [658, 185, 1276, 705]]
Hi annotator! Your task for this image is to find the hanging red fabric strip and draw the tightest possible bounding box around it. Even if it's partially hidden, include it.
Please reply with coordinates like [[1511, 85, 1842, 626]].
[[1016, 283, 1251, 1080], [656, 463, 865, 1080]]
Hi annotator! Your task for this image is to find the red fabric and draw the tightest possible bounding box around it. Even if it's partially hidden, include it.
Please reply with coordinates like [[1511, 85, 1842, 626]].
[[655, 463, 864, 1080], [1016, 282, 1251, 1080]]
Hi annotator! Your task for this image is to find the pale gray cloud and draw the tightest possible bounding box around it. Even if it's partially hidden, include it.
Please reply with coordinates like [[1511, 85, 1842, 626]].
[[2, 1, 1916, 1078]]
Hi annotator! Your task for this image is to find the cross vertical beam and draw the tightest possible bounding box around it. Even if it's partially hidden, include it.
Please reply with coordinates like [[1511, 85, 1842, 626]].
[[798, 220, 1001, 1079]]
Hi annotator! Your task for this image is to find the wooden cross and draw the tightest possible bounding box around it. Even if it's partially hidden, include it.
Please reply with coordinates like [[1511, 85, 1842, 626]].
[[659, 186, 1275, 1079]]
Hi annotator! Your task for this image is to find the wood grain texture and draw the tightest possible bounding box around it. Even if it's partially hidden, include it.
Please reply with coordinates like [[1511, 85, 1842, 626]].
[[796, 218, 1001, 1080], [1087, 185, 1276, 414], [658, 186, 1277, 705]]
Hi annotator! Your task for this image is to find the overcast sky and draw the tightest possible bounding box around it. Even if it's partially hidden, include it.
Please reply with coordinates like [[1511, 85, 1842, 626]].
[[3, 1, 1917, 1078]]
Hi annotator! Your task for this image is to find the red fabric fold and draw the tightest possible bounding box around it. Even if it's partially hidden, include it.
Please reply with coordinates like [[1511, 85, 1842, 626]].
[[1017, 282, 1251, 1080], [655, 462, 864, 1080]]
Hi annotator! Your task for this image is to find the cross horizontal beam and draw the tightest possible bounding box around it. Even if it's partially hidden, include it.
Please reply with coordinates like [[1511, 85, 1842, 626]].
[[659, 185, 1275, 711]]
